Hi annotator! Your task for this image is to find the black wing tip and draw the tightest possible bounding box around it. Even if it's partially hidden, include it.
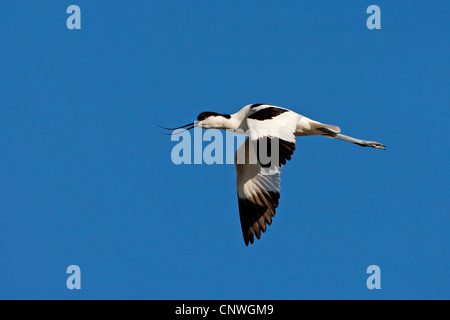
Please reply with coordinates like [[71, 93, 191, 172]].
[[244, 233, 255, 246], [239, 192, 280, 246]]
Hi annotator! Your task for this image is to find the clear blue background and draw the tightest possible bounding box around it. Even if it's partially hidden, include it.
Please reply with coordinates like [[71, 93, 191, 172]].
[[0, 1, 448, 299]]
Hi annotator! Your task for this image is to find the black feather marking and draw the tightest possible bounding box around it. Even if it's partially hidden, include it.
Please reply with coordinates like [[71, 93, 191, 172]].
[[238, 191, 280, 246], [248, 107, 288, 121], [197, 112, 231, 121], [254, 137, 296, 168]]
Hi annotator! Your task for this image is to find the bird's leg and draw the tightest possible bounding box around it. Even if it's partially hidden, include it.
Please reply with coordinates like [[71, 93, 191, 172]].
[[334, 133, 386, 150], [317, 128, 385, 150]]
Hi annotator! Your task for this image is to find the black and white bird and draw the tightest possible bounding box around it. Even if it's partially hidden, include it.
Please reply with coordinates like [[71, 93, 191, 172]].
[[161, 104, 385, 246]]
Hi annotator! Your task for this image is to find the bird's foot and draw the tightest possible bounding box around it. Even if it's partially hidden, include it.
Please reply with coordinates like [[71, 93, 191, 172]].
[[367, 141, 386, 150]]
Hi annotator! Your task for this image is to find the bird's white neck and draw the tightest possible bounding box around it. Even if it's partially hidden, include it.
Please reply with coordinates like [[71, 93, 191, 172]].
[[197, 105, 252, 131], [227, 105, 252, 131]]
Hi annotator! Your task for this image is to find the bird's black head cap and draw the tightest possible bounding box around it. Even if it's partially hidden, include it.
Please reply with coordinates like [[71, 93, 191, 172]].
[[197, 112, 231, 121]]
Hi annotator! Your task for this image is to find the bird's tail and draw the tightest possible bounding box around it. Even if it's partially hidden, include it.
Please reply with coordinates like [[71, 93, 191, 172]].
[[312, 123, 341, 137]]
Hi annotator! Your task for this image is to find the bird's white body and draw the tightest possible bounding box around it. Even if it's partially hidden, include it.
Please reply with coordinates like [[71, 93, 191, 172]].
[[163, 104, 385, 246], [198, 104, 340, 137]]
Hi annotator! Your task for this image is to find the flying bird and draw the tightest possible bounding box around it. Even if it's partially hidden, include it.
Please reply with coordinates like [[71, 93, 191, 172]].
[[161, 104, 385, 246]]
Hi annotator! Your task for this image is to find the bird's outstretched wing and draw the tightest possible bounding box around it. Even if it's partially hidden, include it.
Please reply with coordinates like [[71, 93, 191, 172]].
[[235, 105, 301, 245]]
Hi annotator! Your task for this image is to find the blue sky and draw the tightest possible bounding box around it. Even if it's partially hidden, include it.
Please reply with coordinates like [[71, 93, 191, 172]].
[[0, 1, 449, 299]]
